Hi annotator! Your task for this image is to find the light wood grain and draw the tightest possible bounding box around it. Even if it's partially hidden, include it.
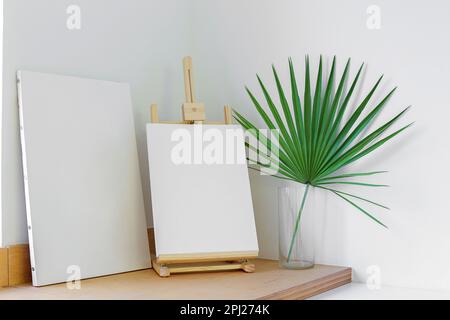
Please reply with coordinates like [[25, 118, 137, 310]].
[[7, 245, 32, 286], [151, 256, 255, 277], [156, 120, 228, 125], [167, 261, 252, 274], [148, 228, 156, 254], [0, 248, 8, 287], [259, 267, 352, 300], [224, 105, 233, 124], [0, 259, 351, 300], [157, 251, 258, 264], [181, 102, 206, 122], [150, 104, 159, 123], [151, 258, 170, 277], [0, 228, 351, 299], [183, 56, 195, 103], [0, 229, 350, 298]]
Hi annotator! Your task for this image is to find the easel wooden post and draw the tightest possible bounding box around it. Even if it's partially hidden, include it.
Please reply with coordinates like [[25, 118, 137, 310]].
[[151, 57, 233, 126], [149, 56, 256, 277]]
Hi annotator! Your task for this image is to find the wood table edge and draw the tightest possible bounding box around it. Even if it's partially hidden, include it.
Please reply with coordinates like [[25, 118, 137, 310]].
[[257, 267, 352, 300]]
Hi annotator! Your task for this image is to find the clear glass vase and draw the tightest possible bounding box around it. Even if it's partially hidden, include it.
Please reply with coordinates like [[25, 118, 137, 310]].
[[278, 184, 318, 269]]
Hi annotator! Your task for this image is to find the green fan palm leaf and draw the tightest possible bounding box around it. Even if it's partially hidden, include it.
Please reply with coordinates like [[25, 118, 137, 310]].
[[233, 56, 411, 262]]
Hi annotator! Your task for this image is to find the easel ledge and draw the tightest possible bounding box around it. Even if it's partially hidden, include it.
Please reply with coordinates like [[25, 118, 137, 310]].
[[150, 104, 233, 125], [152, 254, 257, 278], [149, 56, 256, 277]]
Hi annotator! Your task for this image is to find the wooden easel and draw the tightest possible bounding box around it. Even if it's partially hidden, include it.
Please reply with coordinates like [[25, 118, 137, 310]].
[[151, 57, 233, 125], [149, 56, 256, 277]]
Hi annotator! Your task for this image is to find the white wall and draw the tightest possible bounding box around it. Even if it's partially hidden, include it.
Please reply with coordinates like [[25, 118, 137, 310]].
[[190, 0, 450, 290], [1, 0, 192, 246], [3, 0, 450, 291]]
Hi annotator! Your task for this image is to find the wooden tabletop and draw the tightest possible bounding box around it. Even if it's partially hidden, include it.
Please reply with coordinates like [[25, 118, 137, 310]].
[[0, 259, 351, 300]]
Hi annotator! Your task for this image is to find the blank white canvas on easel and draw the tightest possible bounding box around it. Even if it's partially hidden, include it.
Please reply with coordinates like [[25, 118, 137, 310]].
[[147, 124, 259, 258], [18, 71, 151, 286]]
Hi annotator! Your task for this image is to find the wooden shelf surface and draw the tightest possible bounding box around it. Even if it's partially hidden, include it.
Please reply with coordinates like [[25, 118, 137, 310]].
[[0, 259, 351, 300]]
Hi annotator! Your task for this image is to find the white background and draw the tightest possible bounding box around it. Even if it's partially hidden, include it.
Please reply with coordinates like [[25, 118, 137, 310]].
[[2, 0, 450, 290], [1, 0, 192, 245], [190, 0, 450, 291]]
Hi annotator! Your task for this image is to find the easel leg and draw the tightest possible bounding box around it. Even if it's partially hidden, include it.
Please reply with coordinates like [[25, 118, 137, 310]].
[[152, 257, 170, 277], [152, 259, 256, 277], [240, 259, 256, 273]]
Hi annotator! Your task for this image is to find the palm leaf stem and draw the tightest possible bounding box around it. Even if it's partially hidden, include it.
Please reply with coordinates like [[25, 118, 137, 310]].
[[287, 184, 310, 262]]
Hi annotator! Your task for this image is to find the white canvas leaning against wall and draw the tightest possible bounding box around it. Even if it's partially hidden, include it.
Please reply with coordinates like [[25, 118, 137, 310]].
[[147, 124, 259, 259], [17, 71, 151, 286]]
